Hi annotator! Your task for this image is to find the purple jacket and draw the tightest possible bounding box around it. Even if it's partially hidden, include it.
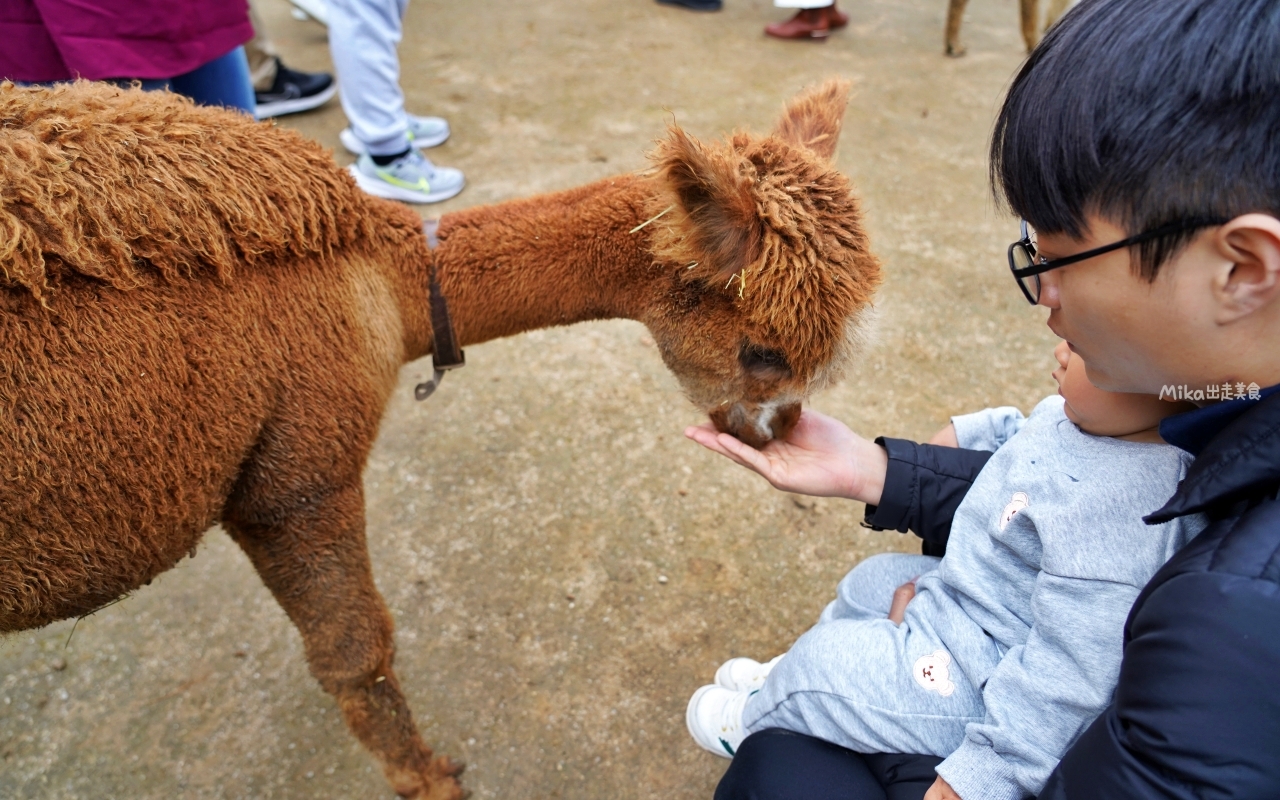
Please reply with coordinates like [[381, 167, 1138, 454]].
[[0, 0, 252, 83]]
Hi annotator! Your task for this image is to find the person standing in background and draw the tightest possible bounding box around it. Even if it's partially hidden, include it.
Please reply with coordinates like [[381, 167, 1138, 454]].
[[765, 1, 849, 41], [651, 0, 849, 41], [246, 0, 338, 118], [327, 0, 465, 204], [0, 0, 256, 113]]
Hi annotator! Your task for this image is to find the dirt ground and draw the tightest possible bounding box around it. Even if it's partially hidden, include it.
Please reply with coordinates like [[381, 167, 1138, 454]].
[[0, 0, 1063, 797]]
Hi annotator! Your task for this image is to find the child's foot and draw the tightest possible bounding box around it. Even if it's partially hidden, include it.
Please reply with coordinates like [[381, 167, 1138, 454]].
[[686, 685, 751, 758], [715, 655, 783, 692]]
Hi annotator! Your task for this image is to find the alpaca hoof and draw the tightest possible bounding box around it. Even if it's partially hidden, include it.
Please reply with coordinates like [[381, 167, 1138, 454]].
[[433, 755, 467, 778], [391, 756, 468, 800], [396, 775, 467, 800], [946, 43, 967, 57]]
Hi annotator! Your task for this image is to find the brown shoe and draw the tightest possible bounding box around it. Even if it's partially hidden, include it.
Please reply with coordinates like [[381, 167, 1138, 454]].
[[828, 2, 849, 29], [765, 8, 831, 40]]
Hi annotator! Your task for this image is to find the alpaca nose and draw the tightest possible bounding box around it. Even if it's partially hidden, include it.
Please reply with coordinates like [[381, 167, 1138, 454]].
[[709, 401, 802, 449]]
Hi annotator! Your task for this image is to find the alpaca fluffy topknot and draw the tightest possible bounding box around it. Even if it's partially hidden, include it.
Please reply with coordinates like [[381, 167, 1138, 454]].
[[644, 79, 882, 381], [0, 81, 379, 302]]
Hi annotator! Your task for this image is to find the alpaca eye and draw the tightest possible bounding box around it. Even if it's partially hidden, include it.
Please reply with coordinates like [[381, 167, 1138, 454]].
[[740, 344, 791, 377]]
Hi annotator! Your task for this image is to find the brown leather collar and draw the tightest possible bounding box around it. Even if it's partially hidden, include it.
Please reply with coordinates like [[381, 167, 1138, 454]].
[[414, 218, 465, 401]]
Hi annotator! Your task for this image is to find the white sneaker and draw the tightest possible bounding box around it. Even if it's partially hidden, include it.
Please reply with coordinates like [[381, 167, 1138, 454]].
[[340, 115, 451, 156], [348, 150, 465, 204], [288, 0, 328, 25], [686, 685, 751, 758], [715, 655, 784, 692]]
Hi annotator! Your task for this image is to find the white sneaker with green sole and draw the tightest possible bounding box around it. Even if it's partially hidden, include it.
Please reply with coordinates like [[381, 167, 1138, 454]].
[[348, 150, 465, 204], [340, 115, 450, 155]]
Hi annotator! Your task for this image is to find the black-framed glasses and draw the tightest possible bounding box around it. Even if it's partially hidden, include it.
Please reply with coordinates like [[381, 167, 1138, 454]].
[[1007, 217, 1230, 304]]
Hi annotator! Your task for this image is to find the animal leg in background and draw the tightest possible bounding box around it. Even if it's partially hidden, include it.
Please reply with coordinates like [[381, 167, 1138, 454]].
[[1019, 0, 1039, 52], [944, 0, 969, 57], [1044, 0, 1072, 33], [225, 483, 464, 800], [944, 0, 1051, 57]]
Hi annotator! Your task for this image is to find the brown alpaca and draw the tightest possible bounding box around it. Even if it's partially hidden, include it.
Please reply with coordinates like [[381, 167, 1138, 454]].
[[0, 79, 879, 799], [945, 0, 1073, 56]]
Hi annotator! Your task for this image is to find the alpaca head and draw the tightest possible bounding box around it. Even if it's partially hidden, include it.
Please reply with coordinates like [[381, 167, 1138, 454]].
[[642, 80, 881, 448]]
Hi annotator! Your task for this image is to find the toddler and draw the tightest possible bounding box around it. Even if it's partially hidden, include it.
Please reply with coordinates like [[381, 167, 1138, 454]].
[[686, 342, 1205, 800]]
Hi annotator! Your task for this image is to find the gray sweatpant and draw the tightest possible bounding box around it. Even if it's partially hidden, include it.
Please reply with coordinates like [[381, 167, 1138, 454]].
[[328, 0, 413, 156], [742, 553, 1001, 757]]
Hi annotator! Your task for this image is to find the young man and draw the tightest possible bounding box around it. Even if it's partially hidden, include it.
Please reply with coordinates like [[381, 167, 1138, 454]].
[[689, 0, 1280, 797]]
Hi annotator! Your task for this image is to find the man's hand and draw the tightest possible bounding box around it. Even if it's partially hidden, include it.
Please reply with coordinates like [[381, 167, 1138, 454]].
[[924, 776, 962, 800], [684, 409, 888, 505]]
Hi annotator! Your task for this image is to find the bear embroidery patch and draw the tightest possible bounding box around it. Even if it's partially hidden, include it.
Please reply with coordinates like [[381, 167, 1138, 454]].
[[912, 649, 956, 697], [998, 491, 1029, 531]]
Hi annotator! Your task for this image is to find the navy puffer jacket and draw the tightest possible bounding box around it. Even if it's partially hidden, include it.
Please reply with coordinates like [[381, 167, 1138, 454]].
[[1040, 391, 1280, 798]]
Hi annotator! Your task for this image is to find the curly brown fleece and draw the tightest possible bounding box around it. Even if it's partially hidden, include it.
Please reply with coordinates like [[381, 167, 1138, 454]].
[[0, 78, 879, 799], [646, 81, 877, 385], [0, 82, 388, 302]]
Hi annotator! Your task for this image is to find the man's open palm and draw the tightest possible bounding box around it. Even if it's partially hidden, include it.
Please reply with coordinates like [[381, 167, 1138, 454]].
[[684, 409, 885, 504]]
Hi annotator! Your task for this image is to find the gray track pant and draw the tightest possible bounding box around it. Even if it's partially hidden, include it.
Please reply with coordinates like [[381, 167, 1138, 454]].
[[743, 553, 1001, 757], [328, 0, 414, 155]]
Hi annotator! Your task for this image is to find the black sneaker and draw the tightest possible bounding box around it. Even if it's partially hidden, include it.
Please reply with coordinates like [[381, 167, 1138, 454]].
[[656, 0, 723, 10], [254, 58, 337, 119]]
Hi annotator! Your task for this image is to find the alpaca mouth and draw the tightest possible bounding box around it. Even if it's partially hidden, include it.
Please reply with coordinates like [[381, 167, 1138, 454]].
[[709, 401, 802, 449]]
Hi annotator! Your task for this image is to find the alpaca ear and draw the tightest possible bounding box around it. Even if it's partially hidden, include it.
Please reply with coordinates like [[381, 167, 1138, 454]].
[[772, 79, 851, 161], [653, 126, 762, 285]]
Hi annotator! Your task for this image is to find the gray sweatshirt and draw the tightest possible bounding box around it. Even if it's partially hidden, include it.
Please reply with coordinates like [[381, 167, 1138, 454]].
[[929, 396, 1205, 800]]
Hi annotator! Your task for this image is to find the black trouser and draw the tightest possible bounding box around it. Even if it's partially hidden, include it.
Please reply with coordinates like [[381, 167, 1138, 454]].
[[715, 729, 943, 800]]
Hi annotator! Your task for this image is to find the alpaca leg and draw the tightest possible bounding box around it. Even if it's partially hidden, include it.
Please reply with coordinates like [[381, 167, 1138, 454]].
[[1044, 0, 1071, 31], [945, 0, 970, 57], [226, 484, 464, 800], [1020, 0, 1040, 52]]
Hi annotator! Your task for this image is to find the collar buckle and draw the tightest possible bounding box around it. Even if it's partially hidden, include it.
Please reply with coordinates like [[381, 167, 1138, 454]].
[[415, 219, 465, 401]]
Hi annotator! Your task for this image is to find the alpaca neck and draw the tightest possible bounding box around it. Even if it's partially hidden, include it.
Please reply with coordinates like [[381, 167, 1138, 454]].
[[425, 174, 663, 354]]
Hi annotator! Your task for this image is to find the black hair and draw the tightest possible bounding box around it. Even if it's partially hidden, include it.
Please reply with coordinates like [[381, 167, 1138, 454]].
[[991, 0, 1280, 278]]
